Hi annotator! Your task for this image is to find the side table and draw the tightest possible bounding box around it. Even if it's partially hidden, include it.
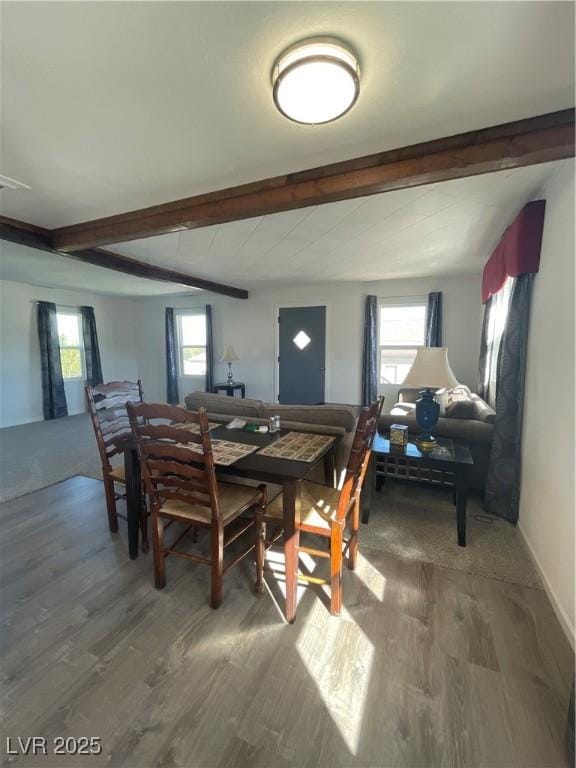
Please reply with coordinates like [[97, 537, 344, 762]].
[[213, 382, 246, 398], [363, 434, 474, 546]]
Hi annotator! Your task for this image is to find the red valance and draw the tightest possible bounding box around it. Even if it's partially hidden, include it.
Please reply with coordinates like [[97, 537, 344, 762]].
[[482, 199, 546, 304]]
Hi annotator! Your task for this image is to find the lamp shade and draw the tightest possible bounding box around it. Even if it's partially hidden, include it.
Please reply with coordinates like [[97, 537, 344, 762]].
[[402, 348, 459, 390], [220, 345, 239, 363]]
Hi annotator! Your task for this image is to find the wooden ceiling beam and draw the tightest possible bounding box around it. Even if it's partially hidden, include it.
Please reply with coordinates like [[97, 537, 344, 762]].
[[0, 217, 54, 252], [50, 108, 575, 253], [0, 217, 249, 299]]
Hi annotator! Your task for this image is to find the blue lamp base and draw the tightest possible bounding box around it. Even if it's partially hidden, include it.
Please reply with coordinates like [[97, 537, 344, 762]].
[[415, 388, 440, 450]]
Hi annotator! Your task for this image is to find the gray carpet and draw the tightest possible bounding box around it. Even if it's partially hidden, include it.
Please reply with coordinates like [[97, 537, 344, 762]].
[[362, 481, 542, 589], [0, 414, 103, 503], [0, 415, 541, 590]]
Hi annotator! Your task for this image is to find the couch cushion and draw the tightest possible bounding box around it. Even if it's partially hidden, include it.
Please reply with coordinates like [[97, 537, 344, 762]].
[[378, 413, 494, 445], [390, 402, 416, 417], [260, 404, 357, 432], [397, 388, 421, 404], [184, 391, 262, 418]]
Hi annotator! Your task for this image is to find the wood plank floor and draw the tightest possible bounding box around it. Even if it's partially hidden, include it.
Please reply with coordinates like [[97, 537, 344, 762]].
[[1, 476, 573, 768]]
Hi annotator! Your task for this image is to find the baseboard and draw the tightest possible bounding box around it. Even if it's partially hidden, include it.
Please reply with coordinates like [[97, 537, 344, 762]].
[[0, 415, 44, 428], [0, 410, 87, 429], [519, 525, 575, 650]]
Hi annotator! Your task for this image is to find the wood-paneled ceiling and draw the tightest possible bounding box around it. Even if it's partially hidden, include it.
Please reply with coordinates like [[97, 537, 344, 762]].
[[110, 162, 567, 286]]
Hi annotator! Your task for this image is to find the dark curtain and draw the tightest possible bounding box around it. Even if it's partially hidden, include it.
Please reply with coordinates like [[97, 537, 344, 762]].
[[484, 274, 533, 523], [205, 305, 214, 393], [477, 298, 491, 402], [80, 306, 103, 386], [361, 295, 378, 407], [37, 301, 68, 420], [567, 681, 575, 768], [165, 308, 179, 405], [425, 291, 442, 346]]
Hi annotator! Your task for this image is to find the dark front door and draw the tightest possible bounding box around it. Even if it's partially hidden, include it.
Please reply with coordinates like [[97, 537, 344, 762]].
[[278, 306, 326, 404]]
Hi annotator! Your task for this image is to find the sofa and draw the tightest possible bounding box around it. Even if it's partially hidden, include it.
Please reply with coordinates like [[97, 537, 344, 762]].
[[184, 391, 359, 481], [378, 387, 495, 491]]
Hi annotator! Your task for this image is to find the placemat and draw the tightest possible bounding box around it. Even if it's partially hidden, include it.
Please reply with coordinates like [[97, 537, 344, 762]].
[[186, 439, 259, 466], [257, 432, 335, 463], [162, 424, 254, 466], [171, 421, 220, 433]]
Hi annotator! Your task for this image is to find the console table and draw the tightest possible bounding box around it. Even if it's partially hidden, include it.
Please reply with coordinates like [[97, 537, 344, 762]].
[[213, 382, 246, 398], [364, 434, 474, 546]]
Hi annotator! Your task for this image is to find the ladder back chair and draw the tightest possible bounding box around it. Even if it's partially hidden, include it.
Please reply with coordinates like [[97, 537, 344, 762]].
[[86, 380, 148, 550], [126, 402, 267, 609], [265, 397, 384, 615]]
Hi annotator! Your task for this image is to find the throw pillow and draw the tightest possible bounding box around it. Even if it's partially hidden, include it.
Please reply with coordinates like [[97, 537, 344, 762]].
[[444, 385, 476, 419]]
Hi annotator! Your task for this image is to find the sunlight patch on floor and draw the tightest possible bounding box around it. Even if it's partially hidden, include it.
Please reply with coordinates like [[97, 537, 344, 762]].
[[355, 552, 387, 601], [264, 549, 318, 590], [262, 578, 290, 623], [263, 549, 313, 618], [295, 598, 374, 755]]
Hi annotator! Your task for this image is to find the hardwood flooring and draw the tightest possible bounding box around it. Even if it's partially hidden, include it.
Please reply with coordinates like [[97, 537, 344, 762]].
[[1, 476, 573, 768]]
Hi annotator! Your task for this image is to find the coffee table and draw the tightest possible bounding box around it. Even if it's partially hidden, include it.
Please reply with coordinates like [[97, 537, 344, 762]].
[[363, 434, 474, 546]]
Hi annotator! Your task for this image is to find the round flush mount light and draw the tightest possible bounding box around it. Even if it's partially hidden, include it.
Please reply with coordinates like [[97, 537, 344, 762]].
[[272, 37, 360, 125]]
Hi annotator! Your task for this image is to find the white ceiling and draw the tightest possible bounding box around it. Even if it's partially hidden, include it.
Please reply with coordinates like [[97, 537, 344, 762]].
[[112, 161, 566, 286], [0, 242, 192, 297], [1, 1, 574, 229], [0, 161, 566, 295]]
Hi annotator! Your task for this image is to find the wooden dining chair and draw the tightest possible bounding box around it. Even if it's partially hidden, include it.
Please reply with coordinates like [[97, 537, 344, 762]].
[[86, 380, 148, 550], [126, 402, 267, 609], [264, 397, 384, 616]]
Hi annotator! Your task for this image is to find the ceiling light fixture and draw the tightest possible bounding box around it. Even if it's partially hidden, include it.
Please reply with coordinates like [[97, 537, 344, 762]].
[[272, 37, 360, 125]]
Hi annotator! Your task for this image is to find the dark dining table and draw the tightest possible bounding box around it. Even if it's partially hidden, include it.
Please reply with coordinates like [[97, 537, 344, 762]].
[[123, 425, 337, 623]]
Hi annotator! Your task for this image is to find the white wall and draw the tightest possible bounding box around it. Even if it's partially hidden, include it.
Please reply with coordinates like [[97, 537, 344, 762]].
[[0, 281, 139, 427], [0, 271, 482, 427], [133, 273, 482, 408], [519, 162, 575, 646]]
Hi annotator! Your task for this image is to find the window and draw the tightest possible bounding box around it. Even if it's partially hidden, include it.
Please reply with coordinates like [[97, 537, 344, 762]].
[[378, 298, 427, 386], [481, 276, 514, 406], [57, 310, 84, 380], [177, 311, 207, 376]]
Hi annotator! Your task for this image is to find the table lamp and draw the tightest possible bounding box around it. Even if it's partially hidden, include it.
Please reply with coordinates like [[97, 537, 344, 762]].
[[402, 347, 459, 450], [220, 345, 239, 384]]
